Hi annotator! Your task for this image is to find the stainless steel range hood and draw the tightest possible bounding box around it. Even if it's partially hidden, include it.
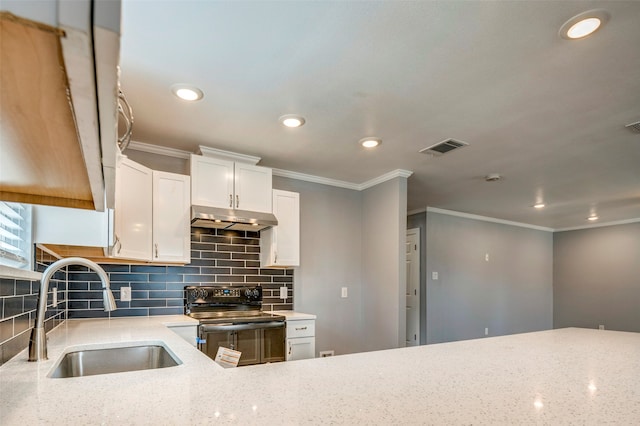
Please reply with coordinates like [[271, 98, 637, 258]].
[[191, 205, 277, 231]]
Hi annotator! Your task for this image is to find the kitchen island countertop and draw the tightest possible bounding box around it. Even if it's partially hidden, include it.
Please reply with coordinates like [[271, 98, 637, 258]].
[[1, 317, 639, 425]]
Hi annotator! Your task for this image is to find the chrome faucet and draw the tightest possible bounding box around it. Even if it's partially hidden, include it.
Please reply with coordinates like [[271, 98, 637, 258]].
[[28, 257, 117, 361]]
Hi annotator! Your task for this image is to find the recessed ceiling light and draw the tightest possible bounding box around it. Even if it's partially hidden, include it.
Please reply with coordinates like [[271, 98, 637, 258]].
[[171, 84, 204, 101], [559, 10, 609, 40], [587, 215, 599, 221], [360, 137, 381, 148], [279, 114, 306, 128], [533, 203, 546, 209]]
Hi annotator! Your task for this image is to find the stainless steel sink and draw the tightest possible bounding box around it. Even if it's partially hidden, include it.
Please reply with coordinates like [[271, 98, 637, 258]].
[[49, 343, 182, 378]]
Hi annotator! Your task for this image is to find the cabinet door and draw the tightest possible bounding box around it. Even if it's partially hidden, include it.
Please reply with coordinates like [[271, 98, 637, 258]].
[[114, 158, 152, 260], [190, 154, 234, 208], [287, 337, 315, 361], [235, 329, 261, 366], [274, 190, 300, 266], [262, 326, 286, 363], [152, 171, 191, 263], [201, 330, 234, 362], [260, 190, 300, 267], [234, 163, 272, 213]]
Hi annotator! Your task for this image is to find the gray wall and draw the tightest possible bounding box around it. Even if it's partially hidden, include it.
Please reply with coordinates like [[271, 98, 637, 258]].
[[426, 212, 553, 344], [273, 176, 364, 355], [407, 211, 427, 344], [553, 222, 640, 331], [124, 150, 188, 175], [361, 177, 407, 350]]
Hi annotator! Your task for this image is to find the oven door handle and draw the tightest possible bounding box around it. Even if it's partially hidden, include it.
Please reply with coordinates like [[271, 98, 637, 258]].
[[200, 321, 284, 333]]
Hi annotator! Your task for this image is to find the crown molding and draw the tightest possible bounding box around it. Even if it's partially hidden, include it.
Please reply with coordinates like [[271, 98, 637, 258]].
[[426, 207, 555, 232], [359, 169, 413, 190], [127, 142, 413, 191], [272, 169, 361, 190], [197, 145, 261, 165], [126, 141, 191, 159], [554, 218, 640, 232]]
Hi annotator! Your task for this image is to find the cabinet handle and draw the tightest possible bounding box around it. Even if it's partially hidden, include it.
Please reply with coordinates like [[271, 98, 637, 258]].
[[295, 327, 307, 331], [115, 235, 122, 255], [274, 251, 277, 263], [236, 194, 239, 208], [288, 342, 292, 355], [155, 243, 158, 258], [229, 194, 233, 208]]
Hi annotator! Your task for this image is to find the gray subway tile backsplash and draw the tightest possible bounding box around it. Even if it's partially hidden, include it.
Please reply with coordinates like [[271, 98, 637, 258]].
[[0, 228, 294, 364], [0, 248, 66, 366], [67, 227, 294, 319]]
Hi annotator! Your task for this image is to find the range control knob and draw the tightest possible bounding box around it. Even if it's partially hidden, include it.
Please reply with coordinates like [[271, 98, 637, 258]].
[[244, 289, 252, 297], [189, 289, 199, 300], [252, 289, 260, 298]]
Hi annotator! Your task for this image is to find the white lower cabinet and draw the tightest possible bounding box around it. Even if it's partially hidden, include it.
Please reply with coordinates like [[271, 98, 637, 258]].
[[286, 319, 316, 361]]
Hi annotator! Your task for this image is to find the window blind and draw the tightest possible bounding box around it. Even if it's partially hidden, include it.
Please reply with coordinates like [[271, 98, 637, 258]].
[[0, 202, 32, 268]]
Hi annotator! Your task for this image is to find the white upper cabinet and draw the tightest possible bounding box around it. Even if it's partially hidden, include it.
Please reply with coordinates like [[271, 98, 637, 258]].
[[190, 154, 272, 213], [190, 155, 234, 208], [261, 190, 300, 268], [114, 157, 153, 260], [114, 157, 190, 263], [152, 171, 191, 263]]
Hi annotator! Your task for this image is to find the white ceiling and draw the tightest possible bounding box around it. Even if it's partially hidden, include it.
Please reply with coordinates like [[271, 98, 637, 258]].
[[119, 1, 640, 229]]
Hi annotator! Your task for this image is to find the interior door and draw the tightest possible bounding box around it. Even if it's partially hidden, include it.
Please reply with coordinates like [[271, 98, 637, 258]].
[[406, 228, 420, 346]]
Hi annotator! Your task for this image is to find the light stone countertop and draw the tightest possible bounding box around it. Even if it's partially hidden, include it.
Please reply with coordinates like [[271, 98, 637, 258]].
[[1, 317, 639, 425], [267, 310, 317, 320]]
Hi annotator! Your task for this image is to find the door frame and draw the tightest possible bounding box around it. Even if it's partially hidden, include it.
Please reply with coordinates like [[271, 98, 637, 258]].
[[406, 228, 420, 346]]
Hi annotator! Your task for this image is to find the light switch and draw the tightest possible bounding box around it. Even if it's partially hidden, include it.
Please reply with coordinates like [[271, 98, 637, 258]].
[[432, 272, 438, 280], [52, 288, 58, 306], [341, 287, 348, 298]]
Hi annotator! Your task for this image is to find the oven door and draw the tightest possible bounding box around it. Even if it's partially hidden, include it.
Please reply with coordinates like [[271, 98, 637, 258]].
[[199, 322, 285, 366]]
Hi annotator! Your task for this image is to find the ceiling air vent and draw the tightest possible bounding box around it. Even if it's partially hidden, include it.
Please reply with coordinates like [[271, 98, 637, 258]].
[[625, 121, 640, 133], [419, 138, 469, 156]]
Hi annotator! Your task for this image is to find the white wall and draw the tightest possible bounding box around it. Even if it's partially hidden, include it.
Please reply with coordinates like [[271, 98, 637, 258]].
[[361, 177, 408, 351]]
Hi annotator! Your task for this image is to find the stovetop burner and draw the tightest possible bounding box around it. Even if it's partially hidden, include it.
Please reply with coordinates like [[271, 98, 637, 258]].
[[184, 285, 285, 324]]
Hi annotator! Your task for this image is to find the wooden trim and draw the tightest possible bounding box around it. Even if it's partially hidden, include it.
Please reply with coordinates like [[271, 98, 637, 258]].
[[0, 13, 95, 210], [0, 11, 65, 36], [0, 192, 95, 210]]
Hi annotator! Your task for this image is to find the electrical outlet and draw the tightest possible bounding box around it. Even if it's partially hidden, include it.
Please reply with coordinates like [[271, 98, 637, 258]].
[[485, 327, 489, 336], [279, 286, 288, 300], [319, 350, 334, 357], [121, 286, 132, 302], [432, 271, 438, 280], [599, 325, 605, 330], [341, 287, 348, 298], [485, 253, 490, 262], [52, 288, 57, 306]]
